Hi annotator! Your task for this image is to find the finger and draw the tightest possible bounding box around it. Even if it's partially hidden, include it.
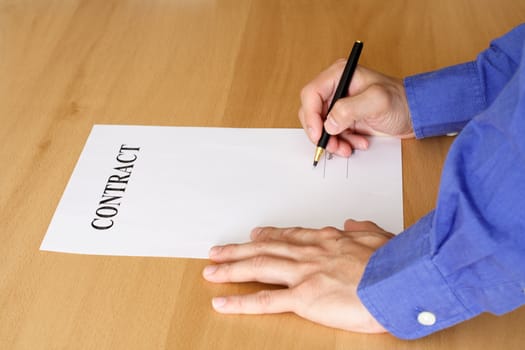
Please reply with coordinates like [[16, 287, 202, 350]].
[[324, 84, 390, 135], [325, 135, 352, 157], [340, 231, 394, 249], [298, 106, 323, 144], [349, 66, 386, 95], [211, 289, 296, 314], [303, 59, 347, 103], [343, 219, 386, 233], [299, 60, 347, 143], [337, 130, 369, 151], [251, 226, 340, 245], [203, 255, 305, 286], [208, 240, 305, 263], [299, 65, 376, 146]]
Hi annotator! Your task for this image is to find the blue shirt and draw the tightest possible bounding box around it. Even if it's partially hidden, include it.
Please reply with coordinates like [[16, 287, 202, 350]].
[[357, 24, 525, 339]]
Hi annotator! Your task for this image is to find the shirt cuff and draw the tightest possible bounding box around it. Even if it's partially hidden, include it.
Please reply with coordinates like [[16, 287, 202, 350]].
[[404, 62, 486, 139], [357, 212, 477, 339]]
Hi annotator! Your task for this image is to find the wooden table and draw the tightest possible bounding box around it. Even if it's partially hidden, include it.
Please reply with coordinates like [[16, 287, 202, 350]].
[[1, 1, 524, 349]]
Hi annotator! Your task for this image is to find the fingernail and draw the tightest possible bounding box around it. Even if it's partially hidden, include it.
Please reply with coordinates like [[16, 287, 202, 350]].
[[203, 265, 218, 276], [358, 139, 369, 150], [212, 297, 227, 309], [325, 116, 338, 134], [327, 115, 338, 128]]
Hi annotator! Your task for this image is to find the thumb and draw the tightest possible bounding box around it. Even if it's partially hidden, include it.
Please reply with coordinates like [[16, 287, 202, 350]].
[[344, 219, 386, 233], [324, 84, 388, 135]]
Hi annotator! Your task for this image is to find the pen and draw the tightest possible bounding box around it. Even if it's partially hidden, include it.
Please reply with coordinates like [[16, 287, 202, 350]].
[[312, 40, 363, 167]]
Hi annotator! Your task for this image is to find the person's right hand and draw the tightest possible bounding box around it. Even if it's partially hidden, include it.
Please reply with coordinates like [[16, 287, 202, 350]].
[[299, 62, 415, 157]]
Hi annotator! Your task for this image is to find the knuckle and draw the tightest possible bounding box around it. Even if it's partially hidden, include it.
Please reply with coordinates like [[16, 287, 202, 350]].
[[343, 218, 356, 227], [299, 245, 319, 256], [218, 263, 232, 279], [362, 220, 376, 227], [280, 226, 300, 239], [367, 83, 384, 96], [331, 100, 352, 125], [363, 220, 384, 232], [293, 275, 325, 302], [333, 58, 347, 67], [252, 241, 266, 253], [216, 243, 241, 259], [300, 84, 314, 102], [220, 244, 236, 255], [368, 84, 391, 110], [305, 273, 325, 287], [296, 261, 319, 281], [251, 255, 268, 270], [254, 227, 272, 241], [255, 290, 273, 310], [319, 226, 341, 238], [232, 296, 245, 311]]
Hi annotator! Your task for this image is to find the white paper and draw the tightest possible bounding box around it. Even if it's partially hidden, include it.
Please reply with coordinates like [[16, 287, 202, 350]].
[[40, 125, 403, 259]]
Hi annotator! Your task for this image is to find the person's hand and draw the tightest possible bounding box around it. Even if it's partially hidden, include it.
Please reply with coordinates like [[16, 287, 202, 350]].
[[202, 219, 394, 334], [299, 63, 414, 157]]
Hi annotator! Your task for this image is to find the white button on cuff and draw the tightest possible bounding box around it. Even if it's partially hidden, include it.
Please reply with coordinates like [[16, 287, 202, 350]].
[[446, 132, 458, 137], [417, 311, 436, 326]]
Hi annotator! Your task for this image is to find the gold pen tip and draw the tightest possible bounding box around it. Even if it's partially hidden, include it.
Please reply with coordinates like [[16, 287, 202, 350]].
[[313, 147, 324, 167]]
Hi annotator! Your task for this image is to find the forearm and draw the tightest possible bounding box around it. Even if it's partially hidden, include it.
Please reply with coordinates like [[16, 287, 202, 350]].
[[359, 25, 525, 339], [357, 212, 476, 339]]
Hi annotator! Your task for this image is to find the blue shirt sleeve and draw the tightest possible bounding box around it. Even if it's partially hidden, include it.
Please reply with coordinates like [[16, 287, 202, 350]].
[[357, 24, 525, 340], [405, 24, 525, 138]]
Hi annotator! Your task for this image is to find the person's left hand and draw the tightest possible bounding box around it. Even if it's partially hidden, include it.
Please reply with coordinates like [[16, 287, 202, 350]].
[[202, 219, 394, 334]]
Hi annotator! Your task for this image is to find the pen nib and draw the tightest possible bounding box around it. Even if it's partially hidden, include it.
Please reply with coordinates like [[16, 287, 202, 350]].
[[312, 147, 324, 168]]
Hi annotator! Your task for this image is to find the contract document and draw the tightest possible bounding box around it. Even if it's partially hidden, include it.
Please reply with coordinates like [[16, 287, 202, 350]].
[[41, 125, 403, 259]]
